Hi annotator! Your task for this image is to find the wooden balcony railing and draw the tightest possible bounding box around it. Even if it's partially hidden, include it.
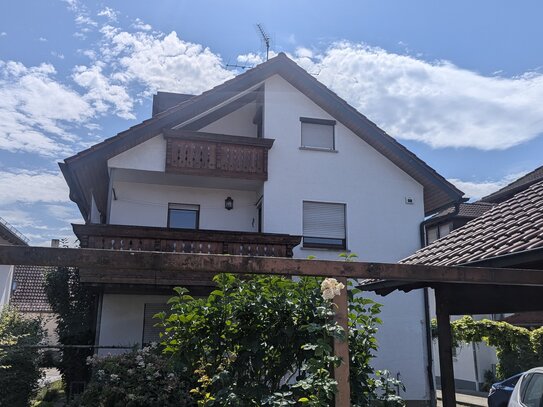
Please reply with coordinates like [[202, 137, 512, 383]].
[[163, 129, 274, 181], [73, 224, 301, 258]]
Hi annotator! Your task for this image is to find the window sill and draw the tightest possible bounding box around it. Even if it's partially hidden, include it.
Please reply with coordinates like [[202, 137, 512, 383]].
[[300, 246, 350, 252], [299, 146, 338, 153]]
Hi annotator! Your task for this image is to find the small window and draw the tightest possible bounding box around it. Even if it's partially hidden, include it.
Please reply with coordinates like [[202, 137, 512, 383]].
[[303, 201, 346, 249], [142, 303, 170, 345], [168, 203, 199, 229], [300, 117, 336, 150]]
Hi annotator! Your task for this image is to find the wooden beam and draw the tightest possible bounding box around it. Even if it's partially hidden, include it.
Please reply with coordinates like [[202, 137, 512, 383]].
[[2, 246, 543, 287], [333, 277, 350, 407], [435, 286, 456, 407]]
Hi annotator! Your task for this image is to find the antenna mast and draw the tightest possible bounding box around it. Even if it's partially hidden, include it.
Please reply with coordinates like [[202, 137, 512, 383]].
[[256, 23, 270, 61]]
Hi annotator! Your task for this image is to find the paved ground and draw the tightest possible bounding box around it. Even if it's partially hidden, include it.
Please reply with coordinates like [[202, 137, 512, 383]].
[[436, 390, 488, 406]]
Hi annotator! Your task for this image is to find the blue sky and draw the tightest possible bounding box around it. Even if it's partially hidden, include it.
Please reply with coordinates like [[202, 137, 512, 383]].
[[1, 0, 543, 245]]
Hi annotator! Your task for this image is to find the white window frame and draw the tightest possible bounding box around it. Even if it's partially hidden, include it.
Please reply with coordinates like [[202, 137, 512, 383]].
[[300, 117, 337, 151], [167, 203, 200, 229], [302, 200, 346, 250]]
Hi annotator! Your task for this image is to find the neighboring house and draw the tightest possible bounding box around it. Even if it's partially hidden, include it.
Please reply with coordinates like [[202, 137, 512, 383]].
[[401, 178, 543, 391], [60, 53, 464, 405], [422, 165, 543, 246], [0, 216, 29, 306]]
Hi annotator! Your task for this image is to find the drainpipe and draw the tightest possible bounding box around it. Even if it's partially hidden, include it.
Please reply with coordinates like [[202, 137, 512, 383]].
[[424, 287, 437, 407], [472, 343, 480, 392]]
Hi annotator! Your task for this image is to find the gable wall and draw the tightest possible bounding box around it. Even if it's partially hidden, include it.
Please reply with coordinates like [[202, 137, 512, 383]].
[[200, 102, 258, 137], [263, 74, 429, 401]]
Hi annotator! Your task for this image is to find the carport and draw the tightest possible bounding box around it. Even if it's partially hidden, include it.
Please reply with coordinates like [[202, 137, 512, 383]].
[[2, 244, 543, 406]]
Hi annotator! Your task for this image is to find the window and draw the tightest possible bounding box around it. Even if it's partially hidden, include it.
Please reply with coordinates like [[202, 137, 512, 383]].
[[303, 201, 346, 249], [142, 303, 170, 345], [300, 117, 336, 150], [521, 373, 543, 407], [168, 203, 199, 229], [426, 222, 453, 245]]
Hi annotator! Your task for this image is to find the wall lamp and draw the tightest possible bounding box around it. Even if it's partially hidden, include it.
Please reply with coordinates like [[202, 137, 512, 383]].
[[225, 196, 234, 210]]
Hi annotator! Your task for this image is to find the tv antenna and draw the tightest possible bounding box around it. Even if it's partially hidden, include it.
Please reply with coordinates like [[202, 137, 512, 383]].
[[256, 23, 270, 61]]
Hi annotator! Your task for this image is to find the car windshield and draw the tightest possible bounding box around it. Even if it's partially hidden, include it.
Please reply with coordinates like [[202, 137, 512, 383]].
[[502, 374, 522, 387]]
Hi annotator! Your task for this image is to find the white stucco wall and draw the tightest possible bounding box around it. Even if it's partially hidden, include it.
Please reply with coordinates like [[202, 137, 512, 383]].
[[263, 74, 429, 401], [99, 73, 438, 401], [200, 102, 258, 137], [97, 294, 171, 356], [0, 264, 13, 307], [109, 181, 259, 232]]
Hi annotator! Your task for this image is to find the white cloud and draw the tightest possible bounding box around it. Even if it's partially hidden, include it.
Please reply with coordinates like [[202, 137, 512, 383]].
[[51, 51, 65, 60], [448, 172, 526, 200], [98, 7, 118, 22], [96, 28, 234, 95], [73, 63, 135, 119], [0, 32, 6, 37], [295, 42, 543, 150], [0, 170, 70, 205], [132, 18, 151, 31], [39, 37, 47, 42], [237, 53, 263, 66], [75, 15, 97, 27], [0, 61, 91, 156]]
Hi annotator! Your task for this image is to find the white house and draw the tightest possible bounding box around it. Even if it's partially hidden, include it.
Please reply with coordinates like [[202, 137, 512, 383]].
[[0, 217, 29, 307], [60, 53, 464, 405]]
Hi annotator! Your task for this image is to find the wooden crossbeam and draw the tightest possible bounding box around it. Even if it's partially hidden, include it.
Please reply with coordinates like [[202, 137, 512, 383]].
[[1, 245, 543, 287]]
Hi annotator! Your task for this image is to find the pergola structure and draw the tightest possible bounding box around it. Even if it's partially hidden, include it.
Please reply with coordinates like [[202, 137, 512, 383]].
[[2, 245, 543, 406]]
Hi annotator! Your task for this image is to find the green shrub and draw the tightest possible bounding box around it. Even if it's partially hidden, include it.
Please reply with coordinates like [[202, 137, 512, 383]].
[[159, 273, 403, 406], [73, 345, 192, 406], [0, 307, 45, 406], [44, 266, 95, 397]]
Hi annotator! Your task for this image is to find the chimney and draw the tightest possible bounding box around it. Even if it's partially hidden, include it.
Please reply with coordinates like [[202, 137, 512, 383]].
[[51, 239, 60, 248]]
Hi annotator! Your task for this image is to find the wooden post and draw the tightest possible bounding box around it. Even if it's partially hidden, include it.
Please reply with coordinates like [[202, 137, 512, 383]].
[[435, 287, 456, 407], [333, 277, 350, 406]]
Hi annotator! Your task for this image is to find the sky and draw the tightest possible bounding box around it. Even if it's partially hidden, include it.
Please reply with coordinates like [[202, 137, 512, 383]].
[[1, 0, 543, 245]]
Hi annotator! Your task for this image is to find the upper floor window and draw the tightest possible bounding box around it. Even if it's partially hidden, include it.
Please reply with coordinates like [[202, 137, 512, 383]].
[[300, 117, 336, 151], [426, 222, 453, 245], [168, 203, 199, 229], [303, 201, 346, 250]]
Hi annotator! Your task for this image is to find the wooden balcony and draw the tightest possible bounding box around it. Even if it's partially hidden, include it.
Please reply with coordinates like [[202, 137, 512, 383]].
[[164, 129, 274, 181], [74, 224, 301, 258]]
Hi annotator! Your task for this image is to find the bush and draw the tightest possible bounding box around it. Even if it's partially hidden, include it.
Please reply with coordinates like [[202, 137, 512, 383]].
[[73, 345, 192, 406], [159, 273, 403, 406], [0, 307, 45, 406], [44, 266, 95, 397]]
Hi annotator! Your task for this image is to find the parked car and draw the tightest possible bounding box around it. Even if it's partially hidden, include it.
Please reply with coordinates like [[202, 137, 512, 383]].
[[488, 373, 523, 407], [508, 367, 543, 407]]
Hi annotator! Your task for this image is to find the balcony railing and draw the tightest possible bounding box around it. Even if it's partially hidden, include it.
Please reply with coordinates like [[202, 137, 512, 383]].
[[163, 129, 274, 181], [73, 224, 301, 258]]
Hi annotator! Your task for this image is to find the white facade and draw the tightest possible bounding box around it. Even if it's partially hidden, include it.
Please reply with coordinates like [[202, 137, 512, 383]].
[[96, 74, 438, 403]]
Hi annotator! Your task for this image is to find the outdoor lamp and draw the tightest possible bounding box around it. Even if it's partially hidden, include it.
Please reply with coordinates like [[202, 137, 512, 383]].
[[225, 196, 234, 210]]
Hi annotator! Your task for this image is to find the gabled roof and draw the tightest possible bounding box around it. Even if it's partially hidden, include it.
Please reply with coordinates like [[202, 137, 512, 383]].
[[481, 165, 543, 204], [402, 179, 543, 267], [425, 201, 495, 226], [60, 53, 464, 219], [10, 265, 52, 313]]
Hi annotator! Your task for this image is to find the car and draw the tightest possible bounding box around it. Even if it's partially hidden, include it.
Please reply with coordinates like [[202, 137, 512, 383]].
[[488, 373, 523, 407], [508, 367, 543, 407]]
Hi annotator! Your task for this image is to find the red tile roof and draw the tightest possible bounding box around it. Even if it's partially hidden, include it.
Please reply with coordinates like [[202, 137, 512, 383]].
[[402, 179, 543, 266], [10, 265, 52, 313]]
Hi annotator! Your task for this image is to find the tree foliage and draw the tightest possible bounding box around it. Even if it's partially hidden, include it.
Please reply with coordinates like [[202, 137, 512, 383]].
[[433, 316, 543, 379], [0, 307, 44, 406], [158, 273, 403, 406], [44, 266, 95, 396]]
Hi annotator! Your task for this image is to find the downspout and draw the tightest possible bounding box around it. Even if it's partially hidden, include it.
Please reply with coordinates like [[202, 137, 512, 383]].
[[424, 287, 437, 407], [419, 201, 461, 407]]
